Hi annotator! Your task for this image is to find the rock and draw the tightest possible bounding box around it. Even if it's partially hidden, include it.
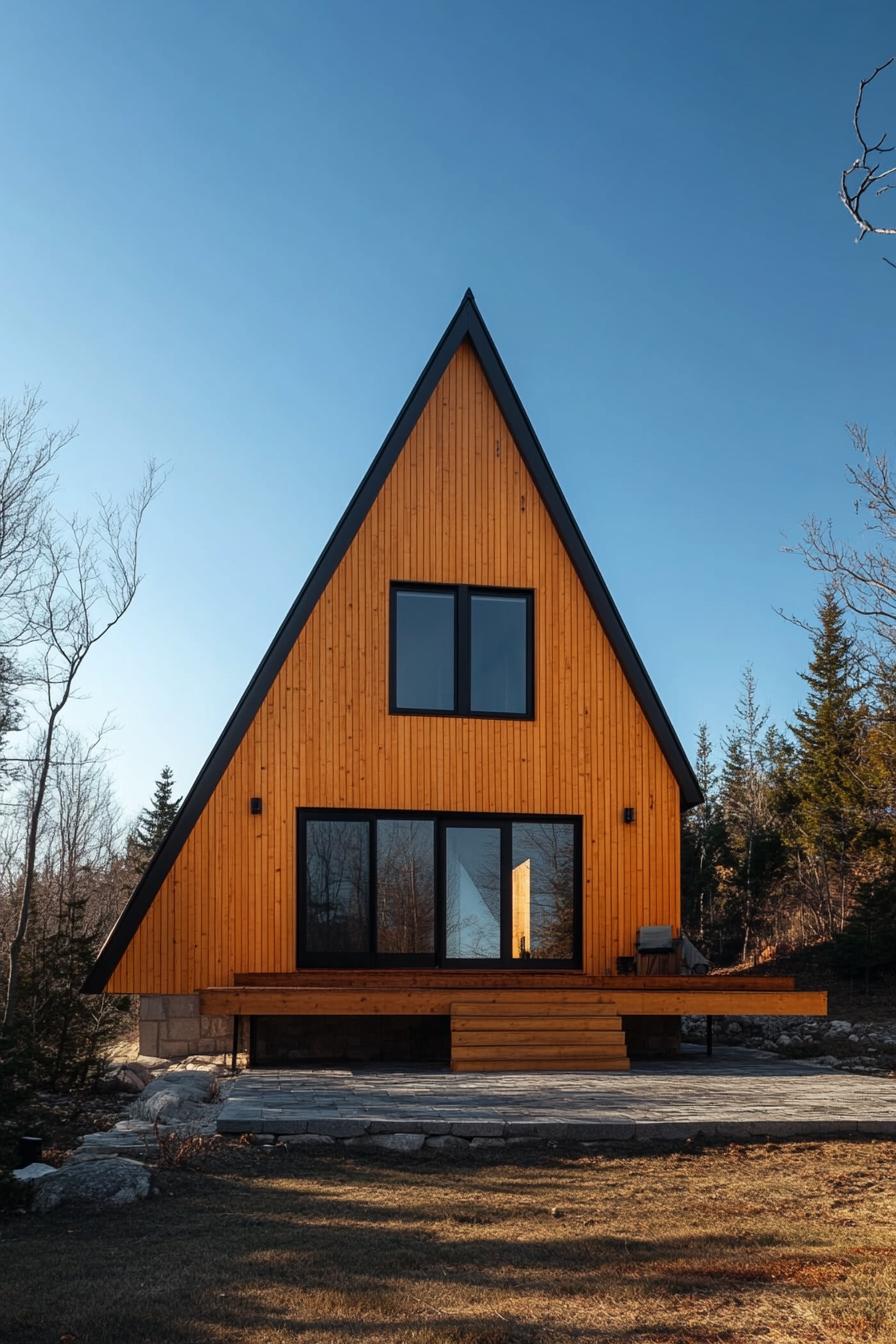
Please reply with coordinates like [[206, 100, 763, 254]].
[[825, 1021, 852, 1038], [470, 1137, 505, 1150], [167, 1118, 219, 1138], [725, 1021, 742, 1036], [140, 1069, 217, 1101], [12, 1162, 56, 1182], [98, 1067, 145, 1095], [346, 1131, 426, 1154], [32, 1158, 151, 1213], [130, 1088, 187, 1122], [250, 1133, 276, 1145], [76, 1130, 159, 1159], [130, 1069, 217, 1122], [425, 1135, 469, 1155], [776, 1034, 792, 1049], [281, 1133, 335, 1148], [369, 1132, 426, 1154]]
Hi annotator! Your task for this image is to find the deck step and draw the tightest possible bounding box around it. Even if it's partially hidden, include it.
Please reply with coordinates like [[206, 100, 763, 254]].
[[449, 998, 630, 1074], [452, 1058, 631, 1073]]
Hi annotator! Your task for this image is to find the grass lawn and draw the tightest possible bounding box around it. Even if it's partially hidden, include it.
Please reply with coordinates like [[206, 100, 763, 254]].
[[2, 1138, 895, 1344]]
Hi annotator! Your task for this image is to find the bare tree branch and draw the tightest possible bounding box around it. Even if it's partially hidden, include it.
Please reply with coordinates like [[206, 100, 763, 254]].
[[2, 459, 163, 1034], [789, 426, 896, 669], [840, 57, 896, 247]]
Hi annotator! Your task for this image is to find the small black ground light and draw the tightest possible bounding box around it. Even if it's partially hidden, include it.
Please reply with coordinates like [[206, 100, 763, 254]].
[[250, 797, 262, 815], [18, 1135, 43, 1165], [623, 806, 636, 824]]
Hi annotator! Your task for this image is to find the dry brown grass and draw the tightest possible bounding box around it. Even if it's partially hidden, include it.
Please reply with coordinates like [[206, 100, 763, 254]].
[[2, 1138, 896, 1344]]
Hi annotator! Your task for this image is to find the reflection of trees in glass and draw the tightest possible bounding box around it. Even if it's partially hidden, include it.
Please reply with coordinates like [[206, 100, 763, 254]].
[[445, 828, 501, 959], [376, 820, 435, 953], [305, 820, 369, 955], [512, 823, 575, 959]]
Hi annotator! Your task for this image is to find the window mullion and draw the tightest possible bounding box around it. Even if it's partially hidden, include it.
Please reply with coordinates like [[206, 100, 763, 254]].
[[456, 585, 470, 715], [500, 820, 512, 965], [369, 817, 377, 965]]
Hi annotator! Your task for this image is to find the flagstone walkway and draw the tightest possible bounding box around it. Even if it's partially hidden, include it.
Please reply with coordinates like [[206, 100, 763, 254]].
[[216, 1047, 895, 1143]]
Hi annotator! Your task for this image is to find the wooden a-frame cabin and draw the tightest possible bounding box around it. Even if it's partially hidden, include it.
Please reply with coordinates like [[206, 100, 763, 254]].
[[85, 292, 825, 1070]]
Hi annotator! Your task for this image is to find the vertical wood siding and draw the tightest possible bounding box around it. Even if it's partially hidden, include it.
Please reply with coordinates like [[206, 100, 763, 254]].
[[109, 342, 681, 993]]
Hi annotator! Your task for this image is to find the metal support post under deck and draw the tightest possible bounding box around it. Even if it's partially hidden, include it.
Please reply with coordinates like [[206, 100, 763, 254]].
[[231, 1014, 241, 1072]]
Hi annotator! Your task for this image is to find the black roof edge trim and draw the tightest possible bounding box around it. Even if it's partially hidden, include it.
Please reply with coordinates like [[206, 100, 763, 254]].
[[83, 289, 700, 994]]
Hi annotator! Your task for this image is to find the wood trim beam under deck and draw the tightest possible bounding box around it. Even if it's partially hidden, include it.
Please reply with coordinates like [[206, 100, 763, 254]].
[[234, 972, 799, 991], [200, 986, 827, 1018]]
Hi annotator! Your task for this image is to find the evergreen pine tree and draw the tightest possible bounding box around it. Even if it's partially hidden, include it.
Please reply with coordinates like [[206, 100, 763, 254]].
[[789, 587, 865, 936], [835, 873, 896, 980], [682, 723, 725, 947], [15, 883, 131, 1090], [131, 766, 181, 869], [717, 668, 788, 962]]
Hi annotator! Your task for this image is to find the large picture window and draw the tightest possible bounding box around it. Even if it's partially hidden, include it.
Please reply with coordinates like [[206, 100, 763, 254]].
[[390, 584, 534, 719], [297, 810, 580, 968]]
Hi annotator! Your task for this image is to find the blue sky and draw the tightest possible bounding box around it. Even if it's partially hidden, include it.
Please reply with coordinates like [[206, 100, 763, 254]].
[[2, 0, 894, 816]]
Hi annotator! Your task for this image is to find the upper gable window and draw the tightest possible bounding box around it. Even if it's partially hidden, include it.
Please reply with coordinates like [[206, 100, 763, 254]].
[[391, 583, 533, 719], [392, 588, 456, 711]]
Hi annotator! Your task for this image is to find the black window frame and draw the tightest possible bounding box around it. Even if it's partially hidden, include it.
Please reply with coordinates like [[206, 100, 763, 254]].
[[297, 808, 581, 970], [389, 583, 535, 720]]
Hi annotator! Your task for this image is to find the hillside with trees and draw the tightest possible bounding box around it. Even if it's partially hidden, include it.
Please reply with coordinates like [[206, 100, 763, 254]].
[[684, 432, 896, 1000]]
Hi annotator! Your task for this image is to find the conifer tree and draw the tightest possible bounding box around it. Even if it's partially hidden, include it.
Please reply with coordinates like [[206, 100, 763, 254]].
[[131, 766, 181, 870], [682, 723, 725, 946], [16, 883, 130, 1089], [718, 667, 787, 962], [789, 587, 865, 936], [835, 873, 896, 980]]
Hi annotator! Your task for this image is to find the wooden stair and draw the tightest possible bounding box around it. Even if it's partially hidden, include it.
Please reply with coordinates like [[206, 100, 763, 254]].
[[449, 992, 630, 1072]]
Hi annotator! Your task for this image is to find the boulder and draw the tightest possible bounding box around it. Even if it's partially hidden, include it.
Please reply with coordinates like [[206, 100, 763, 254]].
[[369, 1132, 426, 1154], [100, 1065, 149, 1094], [346, 1131, 426, 1154], [825, 1021, 852, 1038], [140, 1069, 217, 1101], [130, 1068, 217, 1121], [12, 1162, 56, 1183], [425, 1135, 470, 1155], [32, 1157, 151, 1213]]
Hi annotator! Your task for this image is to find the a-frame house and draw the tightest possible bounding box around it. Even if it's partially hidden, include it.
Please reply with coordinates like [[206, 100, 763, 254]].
[[85, 292, 825, 1069]]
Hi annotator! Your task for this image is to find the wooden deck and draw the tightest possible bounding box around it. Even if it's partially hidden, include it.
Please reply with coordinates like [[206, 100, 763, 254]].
[[199, 973, 827, 1073]]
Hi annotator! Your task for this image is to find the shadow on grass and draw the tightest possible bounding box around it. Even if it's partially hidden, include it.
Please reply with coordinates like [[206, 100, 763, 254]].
[[0, 1148, 817, 1344]]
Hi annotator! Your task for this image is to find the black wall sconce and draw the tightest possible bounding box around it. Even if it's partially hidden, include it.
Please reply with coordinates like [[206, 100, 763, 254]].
[[250, 797, 262, 815], [623, 806, 636, 824]]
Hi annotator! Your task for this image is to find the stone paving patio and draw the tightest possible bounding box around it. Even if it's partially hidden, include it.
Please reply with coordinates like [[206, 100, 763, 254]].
[[217, 1047, 896, 1144]]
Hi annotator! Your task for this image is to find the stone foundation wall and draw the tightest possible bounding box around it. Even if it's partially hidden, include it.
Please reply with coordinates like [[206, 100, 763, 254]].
[[138, 994, 240, 1060]]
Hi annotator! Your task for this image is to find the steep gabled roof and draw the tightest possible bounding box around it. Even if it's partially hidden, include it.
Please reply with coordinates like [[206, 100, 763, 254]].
[[84, 290, 701, 993]]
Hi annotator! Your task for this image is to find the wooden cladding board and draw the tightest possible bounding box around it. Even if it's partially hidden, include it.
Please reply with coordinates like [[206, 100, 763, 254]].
[[110, 340, 682, 994], [199, 986, 828, 1018]]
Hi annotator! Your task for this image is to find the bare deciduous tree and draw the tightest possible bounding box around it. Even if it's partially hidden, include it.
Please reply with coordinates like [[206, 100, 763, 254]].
[[840, 57, 896, 265], [797, 426, 896, 659], [2, 461, 161, 1034]]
